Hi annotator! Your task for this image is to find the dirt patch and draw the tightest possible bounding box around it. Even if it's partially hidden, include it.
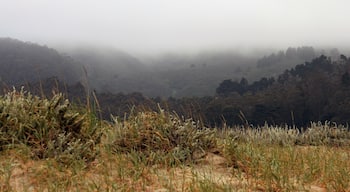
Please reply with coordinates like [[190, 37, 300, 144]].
[[150, 152, 248, 191]]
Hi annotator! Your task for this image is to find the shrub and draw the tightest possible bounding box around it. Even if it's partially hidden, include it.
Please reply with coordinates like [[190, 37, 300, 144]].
[[0, 88, 103, 164], [106, 108, 217, 165]]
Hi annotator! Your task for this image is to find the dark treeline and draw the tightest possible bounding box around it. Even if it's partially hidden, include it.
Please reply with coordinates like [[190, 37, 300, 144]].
[[108, 54, 350, 127], [204, 55, 350, 127], [22, 54, 350, 128], [1, 37, 350, 127]]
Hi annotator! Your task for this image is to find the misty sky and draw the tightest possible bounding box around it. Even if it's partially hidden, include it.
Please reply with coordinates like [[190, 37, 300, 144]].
[[1, 0, 350, 54]]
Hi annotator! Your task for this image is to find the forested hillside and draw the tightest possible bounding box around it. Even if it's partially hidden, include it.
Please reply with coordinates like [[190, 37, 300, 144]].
[[0, 38, 81, 86], [72, 54, 350, 127], [162, 55, 350, 127], [0, 38, 338, 98], [63, 45, 342, 98], [1, 38, 350, 127]]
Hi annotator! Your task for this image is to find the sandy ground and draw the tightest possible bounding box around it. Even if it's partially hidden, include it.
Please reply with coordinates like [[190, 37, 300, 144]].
[[3, 152, 328, 192]]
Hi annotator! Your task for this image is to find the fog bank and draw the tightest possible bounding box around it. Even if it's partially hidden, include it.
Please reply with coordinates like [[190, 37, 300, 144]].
[[1, 0, 350, 54]]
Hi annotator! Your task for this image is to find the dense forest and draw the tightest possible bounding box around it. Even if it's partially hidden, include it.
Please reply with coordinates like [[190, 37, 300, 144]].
[[1, 37, 350, 127]]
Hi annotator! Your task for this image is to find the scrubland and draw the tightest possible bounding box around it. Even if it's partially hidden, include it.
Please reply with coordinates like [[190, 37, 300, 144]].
[[1, 89, 349, 191]]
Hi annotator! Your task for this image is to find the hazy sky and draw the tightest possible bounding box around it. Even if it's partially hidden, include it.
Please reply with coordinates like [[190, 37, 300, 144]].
[[1, 0, 350, 54]]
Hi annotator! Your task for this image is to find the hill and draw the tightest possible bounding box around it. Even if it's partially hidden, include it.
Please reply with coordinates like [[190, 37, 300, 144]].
[[2, 38, 350, 126], [0, 38, 81, 86]]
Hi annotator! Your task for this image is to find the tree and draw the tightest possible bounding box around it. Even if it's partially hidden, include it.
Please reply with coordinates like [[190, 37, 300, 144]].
[[286, 47, 297, 59], [216, 79, 245, 96]]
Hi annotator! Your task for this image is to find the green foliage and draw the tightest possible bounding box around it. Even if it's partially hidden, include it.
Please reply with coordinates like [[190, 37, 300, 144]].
[[0, 88, 103, 164], [106, 108, 217, 165]]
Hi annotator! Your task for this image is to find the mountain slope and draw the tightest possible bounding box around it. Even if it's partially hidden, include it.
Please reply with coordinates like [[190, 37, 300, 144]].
[[0, 38, 81, 85]]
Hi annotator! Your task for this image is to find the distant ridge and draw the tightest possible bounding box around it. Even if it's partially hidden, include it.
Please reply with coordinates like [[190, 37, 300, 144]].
[[0, 37, 81, 85]]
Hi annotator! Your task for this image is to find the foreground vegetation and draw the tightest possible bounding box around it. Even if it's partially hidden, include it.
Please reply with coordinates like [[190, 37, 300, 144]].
[[1, 90, 350, 191]]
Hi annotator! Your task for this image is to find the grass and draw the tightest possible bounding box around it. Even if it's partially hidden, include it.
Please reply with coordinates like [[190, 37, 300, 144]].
[[1, 89, 350, 191]]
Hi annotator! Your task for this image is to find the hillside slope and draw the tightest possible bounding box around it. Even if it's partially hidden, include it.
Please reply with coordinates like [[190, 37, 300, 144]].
[[0, 38, 81, 85]]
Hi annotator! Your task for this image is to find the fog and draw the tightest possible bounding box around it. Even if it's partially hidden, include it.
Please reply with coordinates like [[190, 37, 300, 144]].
[[1, 0, 350, 54]]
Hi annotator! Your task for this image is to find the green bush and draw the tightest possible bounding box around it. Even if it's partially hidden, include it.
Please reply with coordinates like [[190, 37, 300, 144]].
[[0, 88, 103, 163], [106, 108, 217, 165]]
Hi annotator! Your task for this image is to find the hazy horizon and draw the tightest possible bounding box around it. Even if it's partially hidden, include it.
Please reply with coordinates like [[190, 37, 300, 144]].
[[1, 0, 350, 55]]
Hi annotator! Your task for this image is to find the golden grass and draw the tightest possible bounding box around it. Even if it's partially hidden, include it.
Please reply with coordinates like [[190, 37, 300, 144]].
[[2, 146, 349, 191]]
